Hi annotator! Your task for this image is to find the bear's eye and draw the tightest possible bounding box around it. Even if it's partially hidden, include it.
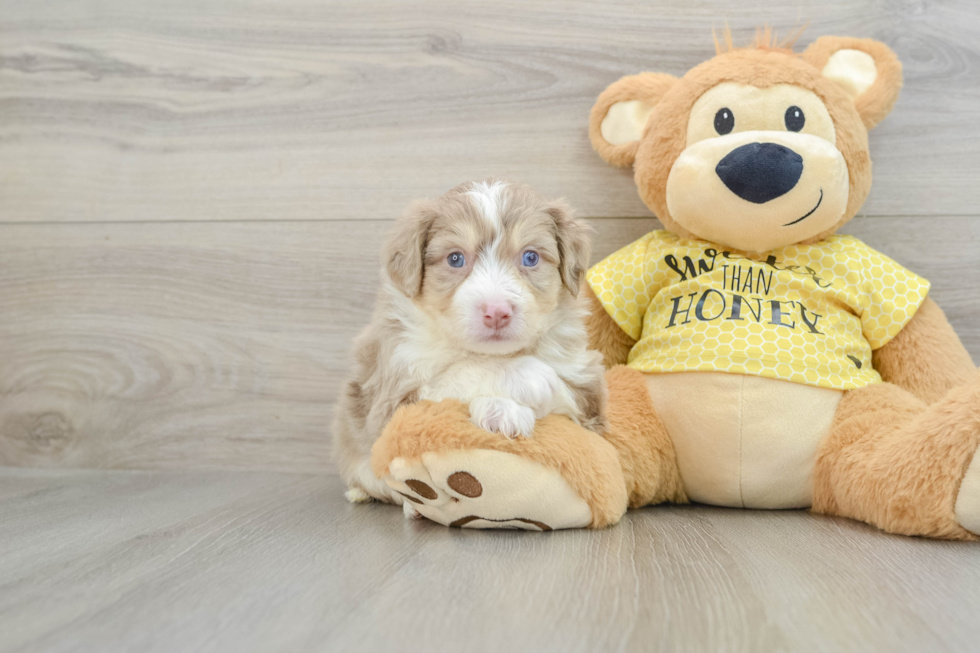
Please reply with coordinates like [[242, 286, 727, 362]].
[[714, 108, 734, 135], [785, 106, 805, 132]]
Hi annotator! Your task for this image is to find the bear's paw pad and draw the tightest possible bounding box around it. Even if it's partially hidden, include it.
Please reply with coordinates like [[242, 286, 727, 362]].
[[384, 449, 592, 531]]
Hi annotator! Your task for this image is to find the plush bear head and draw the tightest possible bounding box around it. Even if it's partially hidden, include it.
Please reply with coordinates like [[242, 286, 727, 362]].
[[589, 32, 903, 253]]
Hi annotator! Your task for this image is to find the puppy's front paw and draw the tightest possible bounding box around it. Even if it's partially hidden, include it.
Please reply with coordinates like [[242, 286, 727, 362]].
[[469, 396, 536, 439], [403, 500, 424, 520], [344, 487, 373, 503]]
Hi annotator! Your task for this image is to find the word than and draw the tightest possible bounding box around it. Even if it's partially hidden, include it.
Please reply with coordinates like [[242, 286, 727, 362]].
[[665, 250, 833, 290]]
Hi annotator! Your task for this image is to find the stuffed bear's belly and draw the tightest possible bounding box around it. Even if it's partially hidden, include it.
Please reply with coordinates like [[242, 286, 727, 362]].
[[644, 372, 843, 509]]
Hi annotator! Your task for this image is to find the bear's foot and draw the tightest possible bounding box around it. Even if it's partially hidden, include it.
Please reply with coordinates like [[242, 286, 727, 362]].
[[386, 449, 592, 530], [955, 448, 980, 536], [371, 399, 631, 530], [815, 375, 980, 540]]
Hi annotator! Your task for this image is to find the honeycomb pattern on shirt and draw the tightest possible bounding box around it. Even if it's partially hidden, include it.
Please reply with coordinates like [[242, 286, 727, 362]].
[[587, 230, 930, 390]]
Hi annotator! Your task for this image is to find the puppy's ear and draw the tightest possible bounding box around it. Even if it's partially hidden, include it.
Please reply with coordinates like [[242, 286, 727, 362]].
[[547, 202, 592, 296], [802, 37, 903, 130], [589, 72, 677, 168], [384, 200, 436, 298]]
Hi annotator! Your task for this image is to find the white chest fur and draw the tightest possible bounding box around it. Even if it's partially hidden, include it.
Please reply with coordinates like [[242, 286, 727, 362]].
[[419, 356, 580, 421]]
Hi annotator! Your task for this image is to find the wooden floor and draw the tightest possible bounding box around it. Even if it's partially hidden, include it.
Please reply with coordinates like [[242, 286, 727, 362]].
[[2, 1, 980, 650], [2, 467, 979, 653]]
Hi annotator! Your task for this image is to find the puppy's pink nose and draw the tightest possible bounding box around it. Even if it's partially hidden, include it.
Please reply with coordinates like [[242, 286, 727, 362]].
[[482, 303, 512, 329]]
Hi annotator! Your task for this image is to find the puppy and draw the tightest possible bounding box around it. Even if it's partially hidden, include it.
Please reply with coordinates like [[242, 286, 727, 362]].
[[333, 179, 607, 504]]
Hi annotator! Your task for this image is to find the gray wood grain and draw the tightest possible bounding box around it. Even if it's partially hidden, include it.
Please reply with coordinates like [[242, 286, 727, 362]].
[[2, 0, 980, 222], [0, 217, 976, 471], [0, 467, 978, 653]]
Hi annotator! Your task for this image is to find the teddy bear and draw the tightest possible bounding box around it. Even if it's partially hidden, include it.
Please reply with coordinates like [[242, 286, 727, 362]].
[[367, 33, 980, 539]]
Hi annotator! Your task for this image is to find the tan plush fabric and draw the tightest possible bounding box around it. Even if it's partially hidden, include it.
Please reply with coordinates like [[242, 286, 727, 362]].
[[588, 38, 905, 244], [645, 372, 842, 508], [814, 376, 980, 540], [631, 47, 874, 244], [372, 398, 629, 528], [872, 297, 978, 404], [664, 128, 849, 252], [589, 72, 677, 168], [603, 366, 687, 508], [801, 36, 903, 130], [583, 281, 635, 367], [955, 451, 980, 535], [386, 449, 594, 531], [371, 365, 690, 527], [821, 50, 878, 99]]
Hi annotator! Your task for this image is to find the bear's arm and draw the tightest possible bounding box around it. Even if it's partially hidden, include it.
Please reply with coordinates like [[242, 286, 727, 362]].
[[583, 281, 636, 368], [872, 296, 977, 404]]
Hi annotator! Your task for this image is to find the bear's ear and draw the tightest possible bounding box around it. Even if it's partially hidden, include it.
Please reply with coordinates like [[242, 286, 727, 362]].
[[802, 36, 903, 130], [589, 72, 677, 168]]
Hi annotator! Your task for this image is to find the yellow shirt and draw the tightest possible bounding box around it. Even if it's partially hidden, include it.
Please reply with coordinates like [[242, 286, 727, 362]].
[[587, 230, 930, 390]]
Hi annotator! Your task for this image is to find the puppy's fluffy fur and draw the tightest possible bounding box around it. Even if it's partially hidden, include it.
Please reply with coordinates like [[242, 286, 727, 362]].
[[333, 180, 607, 503]]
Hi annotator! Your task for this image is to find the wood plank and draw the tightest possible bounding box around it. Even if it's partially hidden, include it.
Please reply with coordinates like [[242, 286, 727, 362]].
[[2, 0, 980, 222], [1, 468, 979, 652], [0, 217, 977, 471], [0, 220, 390, 472]]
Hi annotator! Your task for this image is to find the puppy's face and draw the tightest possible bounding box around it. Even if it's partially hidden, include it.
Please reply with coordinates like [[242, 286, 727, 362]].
[[385, 180, 591, 355]]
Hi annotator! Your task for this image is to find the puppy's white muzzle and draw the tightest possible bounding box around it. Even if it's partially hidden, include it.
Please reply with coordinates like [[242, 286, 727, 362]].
[[452, 256, 529, 353]]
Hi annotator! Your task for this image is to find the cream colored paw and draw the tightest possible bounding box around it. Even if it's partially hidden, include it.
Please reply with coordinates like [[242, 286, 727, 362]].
[[955, 448, 980, 535], [383, 449, 592, 531], [345, 487, 373, 503], [403, 500, 423, 520], [468, 397, 536, 439]]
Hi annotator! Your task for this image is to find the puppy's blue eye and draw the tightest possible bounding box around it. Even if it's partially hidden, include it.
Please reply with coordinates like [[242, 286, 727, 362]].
[[522, 251, 539, 267], [447, 252, 465, 268]]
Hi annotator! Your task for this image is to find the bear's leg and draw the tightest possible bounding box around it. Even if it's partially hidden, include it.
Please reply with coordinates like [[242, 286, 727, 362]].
[[370, 366, 685, 530], [813, 374, 980, 539], [602, 367, 687, 508], [371, 400, 627, 529]]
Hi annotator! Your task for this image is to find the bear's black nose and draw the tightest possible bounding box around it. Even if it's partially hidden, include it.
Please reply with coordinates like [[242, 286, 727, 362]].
[[715, 142, 803, 204]]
